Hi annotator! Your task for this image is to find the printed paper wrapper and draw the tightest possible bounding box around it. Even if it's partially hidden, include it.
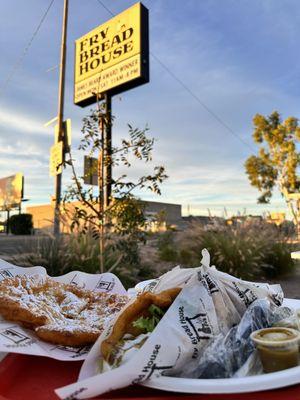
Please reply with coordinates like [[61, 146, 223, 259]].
[[0, 258, 126, 361], [56, 250, 283, 399]]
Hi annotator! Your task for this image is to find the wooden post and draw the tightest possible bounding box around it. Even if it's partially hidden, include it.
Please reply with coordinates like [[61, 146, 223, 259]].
[[54, 0, 68, 236]]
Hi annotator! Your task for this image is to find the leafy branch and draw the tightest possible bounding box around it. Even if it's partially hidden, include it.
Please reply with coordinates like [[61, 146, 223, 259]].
[[245, 111, 300, 225], [62, 99, 168, 272]]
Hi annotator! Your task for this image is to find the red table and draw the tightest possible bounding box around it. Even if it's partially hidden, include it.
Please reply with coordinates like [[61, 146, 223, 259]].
[[1, 354, 300, 400]]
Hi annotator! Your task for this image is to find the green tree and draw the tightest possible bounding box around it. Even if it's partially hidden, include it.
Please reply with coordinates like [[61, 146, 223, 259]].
[[62, 101, 168, 273], [245, 111, 300, 225]]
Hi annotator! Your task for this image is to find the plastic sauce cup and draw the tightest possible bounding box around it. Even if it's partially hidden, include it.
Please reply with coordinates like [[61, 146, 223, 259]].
[[251, 327, 300, 373]]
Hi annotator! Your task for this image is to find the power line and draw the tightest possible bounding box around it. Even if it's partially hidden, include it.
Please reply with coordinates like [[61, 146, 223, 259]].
[[150, 52, 255, 152], [95, 0, 255, 153], [96, 0, 113, 16], [0, 0, 55, 97]]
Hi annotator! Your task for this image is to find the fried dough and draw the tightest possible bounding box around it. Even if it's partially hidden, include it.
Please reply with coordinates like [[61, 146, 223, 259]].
[[0, 275, 128, 346], [35, 323, 100, 347], [101, 287, 181, 363]]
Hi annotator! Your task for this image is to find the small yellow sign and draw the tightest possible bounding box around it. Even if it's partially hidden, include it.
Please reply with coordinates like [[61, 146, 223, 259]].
[[0, 173, 23, 209], [74, 2, 149, 106], [50, 141, 63, 176]]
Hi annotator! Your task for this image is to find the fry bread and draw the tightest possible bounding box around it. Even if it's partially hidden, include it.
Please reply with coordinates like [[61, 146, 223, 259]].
[[0, 275, 128, 346], [101, 287, 181, 363]]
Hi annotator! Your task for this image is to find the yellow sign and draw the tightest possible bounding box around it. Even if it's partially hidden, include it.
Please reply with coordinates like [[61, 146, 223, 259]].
[[74, 2, 149, 106], [269, 212, 286, 226], [0, 173, 23, 210], [50, 141, 63, 176]]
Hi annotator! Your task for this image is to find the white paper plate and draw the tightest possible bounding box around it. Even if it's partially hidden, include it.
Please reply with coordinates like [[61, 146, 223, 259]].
[[142, 298, 300, 394]]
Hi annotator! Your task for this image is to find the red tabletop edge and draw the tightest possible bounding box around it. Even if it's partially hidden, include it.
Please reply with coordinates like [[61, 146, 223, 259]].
[[1, 354, 300, 400]]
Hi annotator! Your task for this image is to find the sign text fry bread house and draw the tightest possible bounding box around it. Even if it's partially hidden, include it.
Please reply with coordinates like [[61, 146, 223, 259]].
[[74, 2, 149, 107]]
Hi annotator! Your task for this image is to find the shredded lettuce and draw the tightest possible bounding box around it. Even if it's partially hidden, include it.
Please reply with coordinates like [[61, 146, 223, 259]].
[[132, 304, 166, 333]]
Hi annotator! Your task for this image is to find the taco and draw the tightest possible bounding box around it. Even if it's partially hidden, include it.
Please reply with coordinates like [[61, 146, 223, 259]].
[[101, 287, 181, 366]]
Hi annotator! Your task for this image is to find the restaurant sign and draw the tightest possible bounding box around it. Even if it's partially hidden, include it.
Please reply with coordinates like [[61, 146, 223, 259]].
[[74, 2, 149, 107]]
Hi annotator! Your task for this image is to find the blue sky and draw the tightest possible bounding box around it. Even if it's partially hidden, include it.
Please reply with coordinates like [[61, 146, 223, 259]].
[[1, 0, 300, 217]]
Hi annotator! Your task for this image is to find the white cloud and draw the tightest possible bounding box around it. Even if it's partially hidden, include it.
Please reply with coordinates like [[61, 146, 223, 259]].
[[0, 106, 45, 135], [1, 0, 299, 219]]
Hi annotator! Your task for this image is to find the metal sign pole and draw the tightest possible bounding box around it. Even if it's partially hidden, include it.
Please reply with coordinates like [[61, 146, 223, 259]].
[[98, 112, 104, 273], [6, 210, 9, 235], [54, 0, 68, 236], [96, 93, 112, 273], [104, 93, 112, 208]]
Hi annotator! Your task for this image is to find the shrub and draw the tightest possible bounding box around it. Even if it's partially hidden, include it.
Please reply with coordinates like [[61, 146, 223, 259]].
[[158, 221, 295, 280], [9, 214, 33, 235], [261, 240, 295, 278], [17, 236, 66, 276], [15, 231, 154, 289], [157, 231, 178, 262], [177, 225, 263, 279]]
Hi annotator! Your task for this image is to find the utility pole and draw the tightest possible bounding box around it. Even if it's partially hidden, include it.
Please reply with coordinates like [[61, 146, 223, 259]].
[[54, 0, 68, 236]]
